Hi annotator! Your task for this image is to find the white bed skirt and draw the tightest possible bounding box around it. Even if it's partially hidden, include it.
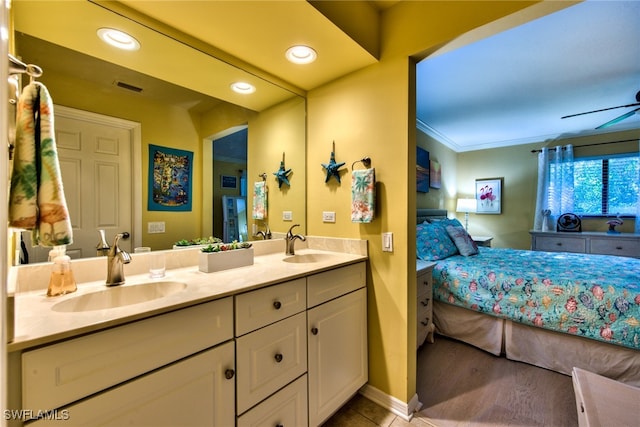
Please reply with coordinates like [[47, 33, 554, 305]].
[[433, 301, 640, 386]]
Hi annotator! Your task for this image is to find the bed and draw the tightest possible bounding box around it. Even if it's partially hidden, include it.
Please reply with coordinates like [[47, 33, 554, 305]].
[[417, 209, 640, 386]]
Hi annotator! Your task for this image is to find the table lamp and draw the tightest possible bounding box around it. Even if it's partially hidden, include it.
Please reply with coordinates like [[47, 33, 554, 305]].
[[456, 198, 477, 230]]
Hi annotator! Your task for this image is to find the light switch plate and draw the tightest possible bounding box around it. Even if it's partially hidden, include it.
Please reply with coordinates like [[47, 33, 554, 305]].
[[382, 232, 393, 252], [282, 211, 293, 221], [148, 221, 165, 234], [322, 211, 336, 223]]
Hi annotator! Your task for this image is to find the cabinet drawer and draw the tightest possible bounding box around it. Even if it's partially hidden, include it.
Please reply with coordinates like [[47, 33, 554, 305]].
[[236, 312, 307, 414], [235, 278, 306, 336], [31, 342, 236, 427], [590, 238, 640, 258], [417, 273, 432, 298], [307, 262, 365, 308], [237, 374, 307, 427], [534, 236, 585, 253], [22, 298, 233, 412]]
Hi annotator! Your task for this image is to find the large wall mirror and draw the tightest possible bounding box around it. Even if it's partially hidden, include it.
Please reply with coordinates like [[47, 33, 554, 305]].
[[11, 1, 306, 263]]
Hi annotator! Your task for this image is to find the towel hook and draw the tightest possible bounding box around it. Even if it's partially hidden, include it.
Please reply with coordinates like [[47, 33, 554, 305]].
[[258, 173, 267, 181], [351, 157, 372, 170]]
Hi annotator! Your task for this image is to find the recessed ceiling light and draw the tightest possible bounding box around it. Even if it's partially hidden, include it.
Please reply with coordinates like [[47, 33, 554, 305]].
[[285, 45, 317, 64], [230, 82, 256, 94], [97, 28, 140, 51]]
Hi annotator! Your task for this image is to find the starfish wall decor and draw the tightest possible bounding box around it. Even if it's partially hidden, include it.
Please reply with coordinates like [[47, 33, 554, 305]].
[[321, 141, 346, 183], [273, 153, 292, 188]]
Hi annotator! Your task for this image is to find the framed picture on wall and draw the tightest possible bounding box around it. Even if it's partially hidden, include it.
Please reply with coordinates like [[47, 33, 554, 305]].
[[416, 146, 430, 193], [475, 177, 502, 214], [430, 160, 441, 189], [148, 144, 193, 211], [221, 175, 237, 189]]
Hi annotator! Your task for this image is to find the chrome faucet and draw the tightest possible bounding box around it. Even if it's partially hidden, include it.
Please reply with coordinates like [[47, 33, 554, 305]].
[[285, 224, 306, 255], [106, 233, 131, 286], [254, 224, 272, 240]]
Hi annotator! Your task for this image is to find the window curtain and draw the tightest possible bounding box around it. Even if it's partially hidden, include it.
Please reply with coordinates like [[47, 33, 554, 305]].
[[533, 145, 574, 231]]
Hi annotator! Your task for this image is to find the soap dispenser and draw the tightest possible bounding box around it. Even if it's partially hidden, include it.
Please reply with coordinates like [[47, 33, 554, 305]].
[[47, 246, 77, 297]]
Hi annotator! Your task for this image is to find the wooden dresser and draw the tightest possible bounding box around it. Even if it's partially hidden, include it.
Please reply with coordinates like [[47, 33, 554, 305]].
[[530, 231, 640, 258]]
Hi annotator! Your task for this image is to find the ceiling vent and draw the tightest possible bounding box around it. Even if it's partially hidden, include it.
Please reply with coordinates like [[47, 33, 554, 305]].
[[114, 80, 143, 93]]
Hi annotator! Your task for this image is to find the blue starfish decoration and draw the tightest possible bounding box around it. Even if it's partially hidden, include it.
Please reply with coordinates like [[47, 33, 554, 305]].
[[321, 151, 346, 183], [273, 161, 292, 188]]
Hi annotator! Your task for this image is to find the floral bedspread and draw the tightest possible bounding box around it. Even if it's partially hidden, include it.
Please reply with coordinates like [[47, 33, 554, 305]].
[[432, 247, 640, 350]]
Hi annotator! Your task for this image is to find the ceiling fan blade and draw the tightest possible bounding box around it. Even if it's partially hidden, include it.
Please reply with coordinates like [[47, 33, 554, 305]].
[[561, 102, 640, 119], [595, 107, 640, 129]]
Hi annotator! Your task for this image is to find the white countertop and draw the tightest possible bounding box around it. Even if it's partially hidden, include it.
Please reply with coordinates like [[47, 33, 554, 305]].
[[8, 243, 367, 352]]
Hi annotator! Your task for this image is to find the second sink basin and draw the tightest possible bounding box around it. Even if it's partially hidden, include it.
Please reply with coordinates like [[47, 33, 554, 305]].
[[52, 281, 187, 312], [282, 253, 339, 264]]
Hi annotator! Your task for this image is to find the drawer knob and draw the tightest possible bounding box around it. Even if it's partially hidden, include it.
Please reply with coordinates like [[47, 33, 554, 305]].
[[273, 300, 282, 310], [311, 327, 319, 335], [224, 369, 235, 380], [556, 242, 562, 246], [274, 353, 283, 363], [616, 246, 623, 250], [420, 318, 430, 326], [421, 298, 430, 307]]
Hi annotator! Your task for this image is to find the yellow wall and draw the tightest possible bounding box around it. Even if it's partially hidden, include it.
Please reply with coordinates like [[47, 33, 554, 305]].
[[307, 0, 539, 404], [35, 68, 202, 250], [248, 97, 307, 235], [456, 128, 640, 249]]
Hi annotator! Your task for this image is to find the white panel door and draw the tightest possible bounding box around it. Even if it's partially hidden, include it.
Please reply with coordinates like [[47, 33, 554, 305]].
[[23, 108, 133, 261]]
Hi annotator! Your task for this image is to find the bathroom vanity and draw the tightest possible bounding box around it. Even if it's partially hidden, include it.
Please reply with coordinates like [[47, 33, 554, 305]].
[[7, 238, 368, 426]]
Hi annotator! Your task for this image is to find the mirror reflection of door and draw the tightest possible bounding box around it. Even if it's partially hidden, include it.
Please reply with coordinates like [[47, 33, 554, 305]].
[[21, 107, 135, 262], [212, 126, 247, 242]]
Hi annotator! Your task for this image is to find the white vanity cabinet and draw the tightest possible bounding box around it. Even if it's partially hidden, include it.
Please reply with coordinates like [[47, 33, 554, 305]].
[[234, 278, 308, 419], [30, 342, 235, 427], [307, 262, 368, 426], [21, 297, 235, 426], [11, 258, 368, 427]]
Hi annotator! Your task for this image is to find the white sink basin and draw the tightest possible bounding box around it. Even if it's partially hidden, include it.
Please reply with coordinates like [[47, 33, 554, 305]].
[[282, 253, 339, 264], [52, 281, 187, 312]]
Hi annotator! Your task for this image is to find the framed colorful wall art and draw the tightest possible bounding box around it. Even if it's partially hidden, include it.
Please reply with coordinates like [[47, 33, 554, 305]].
[[475, 177, 502, 214], [148, 144, 193, 211]]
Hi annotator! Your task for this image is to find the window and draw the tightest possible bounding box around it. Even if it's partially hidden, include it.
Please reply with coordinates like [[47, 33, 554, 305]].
[[568, 154, 639, 216]]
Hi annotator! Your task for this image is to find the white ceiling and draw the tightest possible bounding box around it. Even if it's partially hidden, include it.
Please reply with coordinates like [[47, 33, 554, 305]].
[[416, 0, 640, 152], [14, 1, 640, 154]]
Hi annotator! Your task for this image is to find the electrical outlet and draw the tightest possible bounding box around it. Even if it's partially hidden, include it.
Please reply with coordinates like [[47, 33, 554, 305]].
[[282, 211, 293, 221], [382, 232, 393, 252], [148, 221, 165, 234], [322, 211, 336, 223]]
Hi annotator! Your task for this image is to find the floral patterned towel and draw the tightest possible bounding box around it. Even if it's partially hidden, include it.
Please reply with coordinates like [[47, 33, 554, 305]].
[[351, 168, 375, 223], [433, 247, 640, 350], [252, 181, 267, 220], [9, 81, 72, 246]]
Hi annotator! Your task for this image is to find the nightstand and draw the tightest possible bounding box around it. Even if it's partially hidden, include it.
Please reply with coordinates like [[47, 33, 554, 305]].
[[416, 260, 436, 349], [472, 236, 493, 247]]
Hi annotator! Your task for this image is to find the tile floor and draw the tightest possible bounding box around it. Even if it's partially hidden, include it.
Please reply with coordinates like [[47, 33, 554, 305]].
[[322, 393, 437, 427]]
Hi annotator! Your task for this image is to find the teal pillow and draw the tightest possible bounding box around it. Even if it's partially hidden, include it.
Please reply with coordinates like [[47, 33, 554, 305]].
[[417, 221, 459, 261], [445, 224, 479, 256]]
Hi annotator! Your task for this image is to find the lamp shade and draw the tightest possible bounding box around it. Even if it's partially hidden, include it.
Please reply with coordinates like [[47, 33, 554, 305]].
[[456, 198, 477, 213]]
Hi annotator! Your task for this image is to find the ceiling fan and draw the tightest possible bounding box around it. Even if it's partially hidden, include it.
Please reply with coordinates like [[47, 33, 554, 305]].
[[561, 90, 640, 129]]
